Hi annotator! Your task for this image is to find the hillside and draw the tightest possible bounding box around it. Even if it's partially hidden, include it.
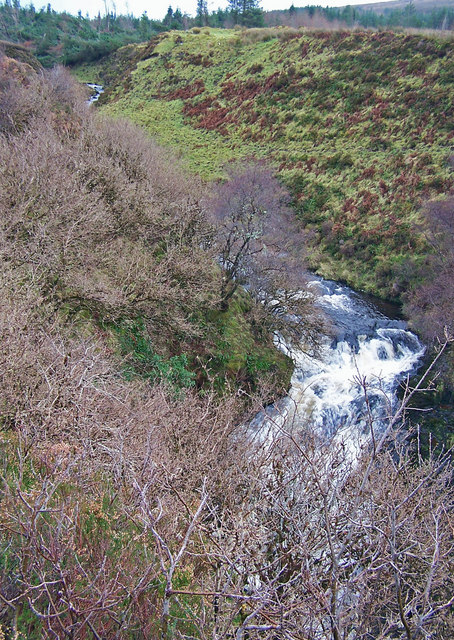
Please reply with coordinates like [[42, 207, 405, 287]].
[[0, 58, 297, 402], [1, 0, 452, 71], [353, 0, 454, 13], [1, 37, 454, 640], [99, 28, 453, 303], [0, 3, 164, 68]]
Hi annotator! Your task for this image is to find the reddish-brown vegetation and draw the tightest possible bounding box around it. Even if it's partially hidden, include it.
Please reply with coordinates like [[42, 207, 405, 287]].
[[166, 78, 205, 100], [1, 44, 454, 640], [405, 197, 454, 342]]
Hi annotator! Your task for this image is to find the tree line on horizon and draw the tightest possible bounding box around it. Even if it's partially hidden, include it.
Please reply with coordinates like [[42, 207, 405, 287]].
[[0, 0, 453, 68], [270, 2, 454, 30]]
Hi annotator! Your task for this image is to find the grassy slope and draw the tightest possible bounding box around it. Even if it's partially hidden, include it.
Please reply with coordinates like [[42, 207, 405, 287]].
[[99, 28, 453, 299]]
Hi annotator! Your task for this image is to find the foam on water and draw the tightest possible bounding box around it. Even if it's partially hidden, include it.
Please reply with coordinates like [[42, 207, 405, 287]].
[[254, 278, 425, 446], [87, 83, 104, 104]]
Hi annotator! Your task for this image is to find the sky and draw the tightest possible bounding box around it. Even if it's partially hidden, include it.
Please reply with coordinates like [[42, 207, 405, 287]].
[[41, 0, 389, 22]]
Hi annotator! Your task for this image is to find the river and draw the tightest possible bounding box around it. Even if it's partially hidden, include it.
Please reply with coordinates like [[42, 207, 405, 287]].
[[81, 82, 425, 451], [253, 277, 425, 454]]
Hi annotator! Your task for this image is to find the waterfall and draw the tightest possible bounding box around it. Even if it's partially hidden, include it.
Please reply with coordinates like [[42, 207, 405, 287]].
[[253, 278, 425, 453]]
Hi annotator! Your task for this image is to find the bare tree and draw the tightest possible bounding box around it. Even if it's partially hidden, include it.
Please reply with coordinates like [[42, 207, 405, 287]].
[[404, 197, 454, 343], [208, 161, 293, 307], [207, 160, 322, 346]]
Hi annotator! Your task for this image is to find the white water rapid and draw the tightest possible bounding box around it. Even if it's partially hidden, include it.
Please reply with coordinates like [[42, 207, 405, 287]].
[[254, 278, 425, 452], [87, 83, 104, 103]]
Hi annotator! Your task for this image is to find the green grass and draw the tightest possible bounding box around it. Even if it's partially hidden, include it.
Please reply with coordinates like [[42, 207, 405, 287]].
[[105, 96, 236, 178], [201, 290, 293, 394], [94, 295, 293, 398], [100, 28, 454, 300], [209, 291, 293, 389], [111, 318, 196, 392]]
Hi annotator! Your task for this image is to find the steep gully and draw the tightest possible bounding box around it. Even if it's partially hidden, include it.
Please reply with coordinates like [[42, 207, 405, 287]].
[[85, 82, 425, 445]]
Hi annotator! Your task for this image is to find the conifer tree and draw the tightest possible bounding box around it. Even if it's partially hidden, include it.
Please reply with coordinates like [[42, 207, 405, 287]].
[[163, 5, 173, 26], [196, 0, 208, 26], [228, 0, 263, 27]]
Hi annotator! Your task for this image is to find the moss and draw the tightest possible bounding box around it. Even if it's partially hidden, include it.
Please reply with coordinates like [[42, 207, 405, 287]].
[[202, 290, 293, 395]]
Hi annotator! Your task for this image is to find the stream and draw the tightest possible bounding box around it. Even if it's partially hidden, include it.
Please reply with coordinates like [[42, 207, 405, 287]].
[[86, 83, 104, 103], [81, 80, 425, 452], [254, 277, 425, 453]]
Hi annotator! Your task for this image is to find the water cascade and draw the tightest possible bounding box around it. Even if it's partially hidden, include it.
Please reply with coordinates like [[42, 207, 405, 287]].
[[86, 83, 104, 103], [255, 278, 425, 452]]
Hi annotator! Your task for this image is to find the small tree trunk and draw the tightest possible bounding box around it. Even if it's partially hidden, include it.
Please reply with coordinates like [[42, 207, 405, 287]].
[[161, 588, 171, 639]]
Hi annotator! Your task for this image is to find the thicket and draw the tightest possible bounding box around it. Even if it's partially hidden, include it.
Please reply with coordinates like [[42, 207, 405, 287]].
[[0, 52, 453, 640], [0, 1, 261, 69], [0, 2, 166, 68], [1, 58, 300, 390]]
